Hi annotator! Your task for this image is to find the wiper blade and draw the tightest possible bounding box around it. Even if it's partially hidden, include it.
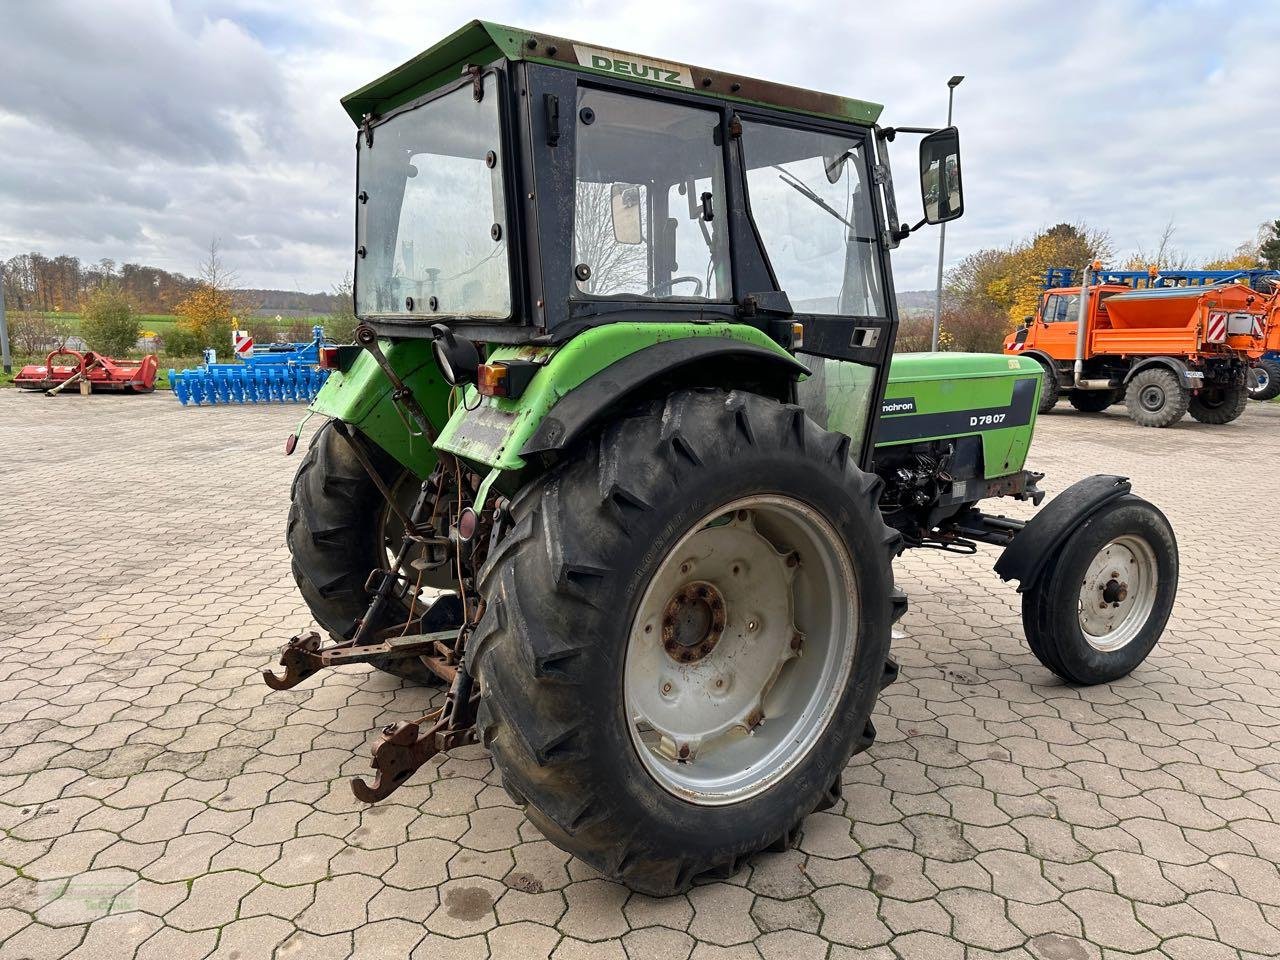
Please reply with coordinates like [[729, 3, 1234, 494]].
[[773, 166, 854, 231]]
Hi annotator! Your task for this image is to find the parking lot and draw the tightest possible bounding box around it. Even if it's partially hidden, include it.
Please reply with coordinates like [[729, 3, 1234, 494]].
[[2, 388, 1279, 960]]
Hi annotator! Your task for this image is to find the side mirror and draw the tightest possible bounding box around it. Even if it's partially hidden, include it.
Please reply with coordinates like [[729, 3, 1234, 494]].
[[919, 127, 963, 225], [610, 183, 644, 245], [1023, 316, 1034, 328]]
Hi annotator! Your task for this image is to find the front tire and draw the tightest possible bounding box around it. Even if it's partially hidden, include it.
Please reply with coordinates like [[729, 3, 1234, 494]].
[[1022, 495, 1177, 685], [1189, 383, 1249, 424], [1124, 368, 1188, 427], [470, 390, 899, 895]]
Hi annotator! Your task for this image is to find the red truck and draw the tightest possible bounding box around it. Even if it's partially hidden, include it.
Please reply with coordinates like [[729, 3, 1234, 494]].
[[1005, 264, 1267, 427]]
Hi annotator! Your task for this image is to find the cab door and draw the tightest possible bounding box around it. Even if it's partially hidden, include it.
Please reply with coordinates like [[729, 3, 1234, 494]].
[[1028, 290, 1083, 361]]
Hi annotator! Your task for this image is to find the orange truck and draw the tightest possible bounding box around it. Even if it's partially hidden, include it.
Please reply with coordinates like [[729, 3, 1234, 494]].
[[1004, 264, 1269, 427]]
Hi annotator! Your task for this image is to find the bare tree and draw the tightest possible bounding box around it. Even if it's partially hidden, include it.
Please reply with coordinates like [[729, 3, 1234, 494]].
[[574, 182, 649, 295]]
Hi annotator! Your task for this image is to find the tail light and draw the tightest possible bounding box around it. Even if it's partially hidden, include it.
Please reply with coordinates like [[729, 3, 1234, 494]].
[[476, 360, 539, 400]]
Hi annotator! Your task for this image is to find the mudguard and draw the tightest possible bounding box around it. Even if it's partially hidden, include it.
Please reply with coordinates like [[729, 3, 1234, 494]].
[[1125, 356, 1192, 386], [994, 474, 1132, 592], [434, 322, 801, 471]]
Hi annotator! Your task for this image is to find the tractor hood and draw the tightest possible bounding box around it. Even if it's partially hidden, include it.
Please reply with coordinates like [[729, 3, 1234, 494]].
[[341, 20, 883, 127]]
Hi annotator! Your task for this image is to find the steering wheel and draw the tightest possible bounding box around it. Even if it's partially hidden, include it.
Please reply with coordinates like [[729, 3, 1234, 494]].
[[644, 275, 704, 298]]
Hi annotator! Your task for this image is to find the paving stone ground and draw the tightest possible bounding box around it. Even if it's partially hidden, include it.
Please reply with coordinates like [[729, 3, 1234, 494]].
[[2, 388, 1279, 960]]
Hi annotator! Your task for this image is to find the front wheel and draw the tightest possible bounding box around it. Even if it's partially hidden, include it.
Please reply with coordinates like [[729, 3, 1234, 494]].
[[1189, 383, 1249, 424], [1022, 495, 1177, 685], [471, 390, 899, 895], [1124, 368, 1188, 427]]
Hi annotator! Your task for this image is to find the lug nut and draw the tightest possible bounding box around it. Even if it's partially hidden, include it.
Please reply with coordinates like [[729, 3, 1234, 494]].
[[678, 744, 690, 760]]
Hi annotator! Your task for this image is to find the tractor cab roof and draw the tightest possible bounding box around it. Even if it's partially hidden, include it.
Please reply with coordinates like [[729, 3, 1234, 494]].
[[341, 20, 884, 128]]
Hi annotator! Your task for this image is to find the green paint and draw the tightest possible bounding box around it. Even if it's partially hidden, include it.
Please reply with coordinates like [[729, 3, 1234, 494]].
[[342, 20, 883, 127], [309, 339, 451, 478], [874, 352, 1040, 479], [435, 322, 793, 470]]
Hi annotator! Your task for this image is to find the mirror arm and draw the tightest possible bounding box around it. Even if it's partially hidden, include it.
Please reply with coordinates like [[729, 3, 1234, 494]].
[[892, 217, 928, 242], [879, 125, 944, 139]]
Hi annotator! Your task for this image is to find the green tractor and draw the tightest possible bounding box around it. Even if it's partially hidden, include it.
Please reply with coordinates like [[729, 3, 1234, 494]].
[[265, 22, 1178, 895]]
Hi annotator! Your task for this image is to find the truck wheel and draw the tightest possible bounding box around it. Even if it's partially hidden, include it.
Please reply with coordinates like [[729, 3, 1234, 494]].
[[1034, 360, 1059, 414], [287, 421, 444, 686], [1022, 495, 1177, 685], [471, 390, 898, 895], [1067, 390, 1119, 413], [1259, 359, 1280, 401], [1124, 368, 1188, 427], [1188, 383, 1248, 424]]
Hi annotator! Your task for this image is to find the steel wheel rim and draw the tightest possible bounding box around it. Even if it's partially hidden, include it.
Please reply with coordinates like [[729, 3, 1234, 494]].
[[1077, 534, 1158, 652], [1140, 385, 1164, 411], [623, 495, 858, 805]]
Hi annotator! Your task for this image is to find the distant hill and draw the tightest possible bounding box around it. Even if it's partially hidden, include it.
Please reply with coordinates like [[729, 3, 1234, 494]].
[[2, 251, 340, 316], [896, 290, 936, 314]]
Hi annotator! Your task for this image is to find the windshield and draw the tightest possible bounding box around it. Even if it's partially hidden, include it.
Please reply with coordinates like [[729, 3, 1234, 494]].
[[741, 122, 885, 317], [356, 75, 510, 319]]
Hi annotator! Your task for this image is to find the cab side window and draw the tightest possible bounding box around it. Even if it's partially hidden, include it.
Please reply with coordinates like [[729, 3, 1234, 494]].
[[1042, 293, 1080, 323]]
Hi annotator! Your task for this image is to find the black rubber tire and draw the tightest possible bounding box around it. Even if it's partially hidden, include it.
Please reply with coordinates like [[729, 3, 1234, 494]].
[[1124, 368, 1188, 427], [1259, 359, 1280, 401], [287, 421, 441, 685], [469, 389, 900, 895], [1034, 360, 1060, 414], [1188, 383, 1249, 424], [1067, 390, 1120, 413], [1022, 495, 1177, 685]]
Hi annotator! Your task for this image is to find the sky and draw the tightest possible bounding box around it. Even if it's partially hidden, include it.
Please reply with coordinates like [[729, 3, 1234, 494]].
[[2, 0, 1277, 294]]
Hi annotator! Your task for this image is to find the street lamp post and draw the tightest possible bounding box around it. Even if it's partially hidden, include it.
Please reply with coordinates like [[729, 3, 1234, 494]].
[[930, 74, 964, 352]]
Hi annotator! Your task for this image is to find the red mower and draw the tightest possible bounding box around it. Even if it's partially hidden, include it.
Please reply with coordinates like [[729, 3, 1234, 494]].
[[14, 348, 158, 395]]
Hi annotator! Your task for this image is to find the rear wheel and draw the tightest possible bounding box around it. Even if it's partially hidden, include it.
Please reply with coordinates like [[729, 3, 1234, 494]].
[[1034, 360, 1060, 414], [1124, 368, 1188, 427], [1022, 495, 1177, 685], [1261, 359, 1280, 400], [471, 390, 899, 895], [287, 422, 448, 685], [1068, 389, 1120, 413], [1188, 383, 1248, 424]]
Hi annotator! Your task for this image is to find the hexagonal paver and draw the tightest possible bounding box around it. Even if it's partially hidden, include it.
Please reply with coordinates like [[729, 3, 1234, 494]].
[[6, 390, 1280, 959]]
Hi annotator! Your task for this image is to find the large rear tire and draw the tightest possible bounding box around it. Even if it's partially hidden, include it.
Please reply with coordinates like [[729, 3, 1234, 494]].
[[1124, 368, 1188, 427], [1022, 495, 1177, 685], [287, 422, 445, 686], [1188, 383, 1248, 424], [470, 390, 899, 895]]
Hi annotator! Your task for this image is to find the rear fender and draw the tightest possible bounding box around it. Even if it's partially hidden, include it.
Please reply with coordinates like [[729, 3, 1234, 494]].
[[435, 322, 803, 472], [308, 339, 450, 479], [993, 474, 1132, 592], [1124, 356, 1193, 388]]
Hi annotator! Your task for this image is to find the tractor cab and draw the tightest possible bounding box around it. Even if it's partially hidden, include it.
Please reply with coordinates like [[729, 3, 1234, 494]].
[[343, 20, 963, 465]]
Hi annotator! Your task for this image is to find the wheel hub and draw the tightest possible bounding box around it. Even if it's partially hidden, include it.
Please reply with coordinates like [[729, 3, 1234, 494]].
[[1078, 535, 1158, 652], [624, 496, 857, 805], [1140, 386, 1164, 411]]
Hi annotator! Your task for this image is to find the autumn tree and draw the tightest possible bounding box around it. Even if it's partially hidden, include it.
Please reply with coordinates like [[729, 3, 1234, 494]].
[[173, 240, 250, 352], [80, 283, 140, 355]]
